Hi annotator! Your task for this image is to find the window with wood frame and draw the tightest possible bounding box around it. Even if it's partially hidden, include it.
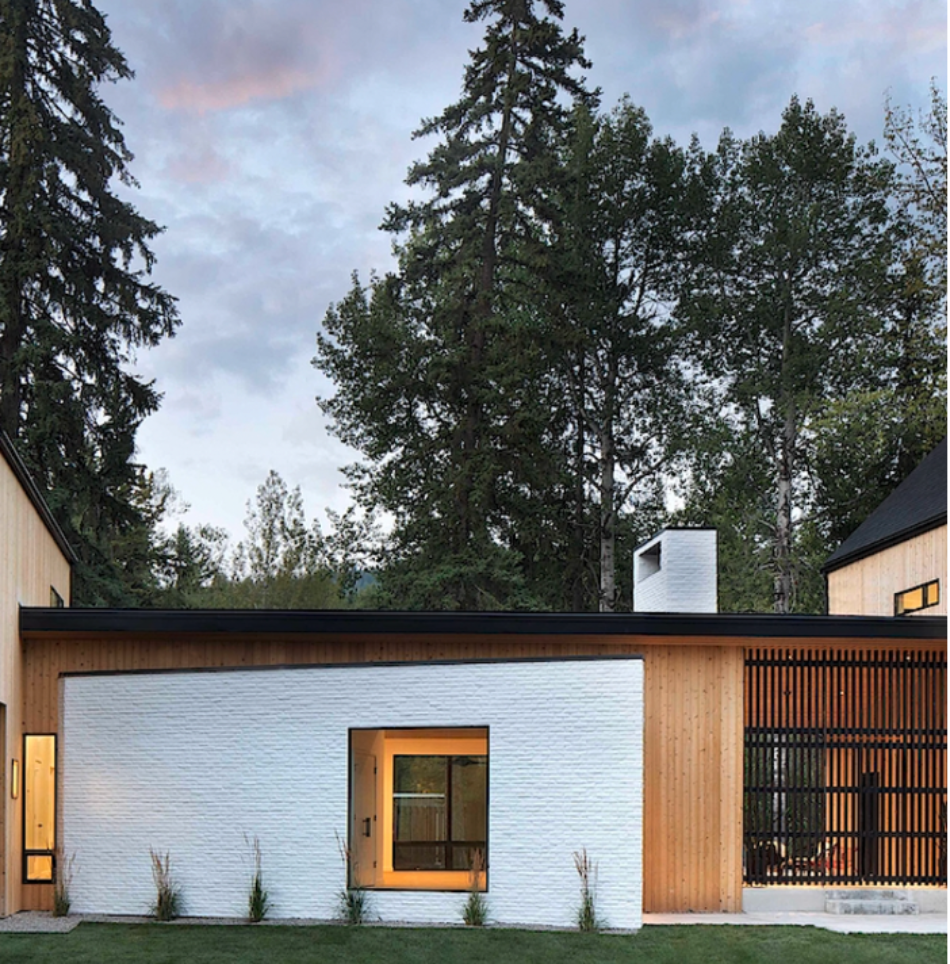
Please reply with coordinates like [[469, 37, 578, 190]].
[[23, 735, 56, 883], [349, 727, 488, 891]]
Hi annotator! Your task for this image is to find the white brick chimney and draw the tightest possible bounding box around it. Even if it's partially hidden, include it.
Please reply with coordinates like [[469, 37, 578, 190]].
[[633, 528, 718, 613]]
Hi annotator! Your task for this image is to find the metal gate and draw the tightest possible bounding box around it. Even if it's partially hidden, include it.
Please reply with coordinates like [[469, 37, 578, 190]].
[[744, 649, 946, 886]]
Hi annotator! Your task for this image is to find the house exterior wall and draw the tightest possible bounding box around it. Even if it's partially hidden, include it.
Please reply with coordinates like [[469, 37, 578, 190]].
[[828, 525, 948, 617], [0, 455, 71, 917], [60, 658, 644, 928], [23, 627, 942, 913]]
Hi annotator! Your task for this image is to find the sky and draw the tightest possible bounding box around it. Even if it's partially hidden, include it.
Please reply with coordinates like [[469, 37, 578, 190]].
[[92, 0, 947, 542]]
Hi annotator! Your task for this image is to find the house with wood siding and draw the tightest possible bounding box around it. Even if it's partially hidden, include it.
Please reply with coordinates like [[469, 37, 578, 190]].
[[824, 438, 947, 618], [0, 433, 945, 925]]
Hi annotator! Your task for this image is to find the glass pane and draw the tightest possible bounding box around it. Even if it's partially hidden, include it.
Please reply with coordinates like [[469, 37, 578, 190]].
[[393, 756, 446, 846], [394, 843, 446, 871], [26, 855, 53, 882], [25, 736, 55, 851], [451, 755, 487, 844], [900, 587, 923, 613]]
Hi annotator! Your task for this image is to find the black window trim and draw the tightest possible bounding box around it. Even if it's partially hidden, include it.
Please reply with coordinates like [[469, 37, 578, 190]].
[[22, 733, 57, 885], [894, 579, 940, 616], [392, 753, 487, 872], [348, 726, 490, 892]]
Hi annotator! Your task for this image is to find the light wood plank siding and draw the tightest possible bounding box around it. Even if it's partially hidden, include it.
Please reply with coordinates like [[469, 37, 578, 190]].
[[20, 628, 941, 913], [828, 525, 948, 617], [0, 459, 71, 917]]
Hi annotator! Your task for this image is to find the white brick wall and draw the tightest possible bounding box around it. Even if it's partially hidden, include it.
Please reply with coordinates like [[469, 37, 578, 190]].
[[60, 657, 643, 929], [633, 529, 717, 613]]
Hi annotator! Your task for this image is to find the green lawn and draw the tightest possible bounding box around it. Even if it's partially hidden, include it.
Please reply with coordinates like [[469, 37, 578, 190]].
[[0, 924, 944, 964]]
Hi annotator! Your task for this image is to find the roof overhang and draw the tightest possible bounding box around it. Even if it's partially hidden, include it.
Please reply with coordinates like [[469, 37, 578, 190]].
[[18, 607, 947, 642]]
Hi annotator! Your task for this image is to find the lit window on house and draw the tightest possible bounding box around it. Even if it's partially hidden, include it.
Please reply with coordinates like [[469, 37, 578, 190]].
[[894, 580, 940, 616]]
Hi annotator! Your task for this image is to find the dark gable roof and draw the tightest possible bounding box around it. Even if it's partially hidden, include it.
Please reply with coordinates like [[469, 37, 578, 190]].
[[824, 438, 948, 574], [0, 431, 77, 564]]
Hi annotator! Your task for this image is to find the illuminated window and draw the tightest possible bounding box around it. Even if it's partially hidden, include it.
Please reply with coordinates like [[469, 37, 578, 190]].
[[895, 580, 940, 616], [393, 755, 487, 871], [24, 735, 56, 883], [349, 728, 488, 891]]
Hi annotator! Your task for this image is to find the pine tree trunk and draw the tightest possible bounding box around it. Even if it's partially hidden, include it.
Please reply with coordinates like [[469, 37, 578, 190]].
[[599, 426, 616, 613], [0, 4, 30, 441]]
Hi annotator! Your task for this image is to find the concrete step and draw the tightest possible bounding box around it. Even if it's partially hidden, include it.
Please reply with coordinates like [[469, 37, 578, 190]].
[[825, 890, 919, 915]]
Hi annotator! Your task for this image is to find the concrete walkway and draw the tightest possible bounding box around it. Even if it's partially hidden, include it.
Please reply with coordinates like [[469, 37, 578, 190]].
[[0, 909, 945, 936], [644, 912, 947, 934]]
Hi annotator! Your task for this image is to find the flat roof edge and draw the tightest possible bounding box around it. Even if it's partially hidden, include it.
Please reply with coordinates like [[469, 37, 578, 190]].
[[18, 608, 947, 641]]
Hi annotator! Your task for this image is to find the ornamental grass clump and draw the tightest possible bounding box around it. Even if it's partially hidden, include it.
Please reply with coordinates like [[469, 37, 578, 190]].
[[246, 835, 270, 923], [573, 848, 602, 932], [149, 849, 182, 921], [461, 848, 489, 926], [53, 850, 76, 917], [336, 831, 372, 925]]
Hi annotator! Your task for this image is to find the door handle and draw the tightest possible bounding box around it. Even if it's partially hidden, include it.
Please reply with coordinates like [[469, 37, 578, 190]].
[[363, 817, 372, 838]]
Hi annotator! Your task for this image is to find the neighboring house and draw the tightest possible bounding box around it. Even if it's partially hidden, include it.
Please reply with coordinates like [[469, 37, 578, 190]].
[[0, 436, 945, 926], [825, 438, 947, 617], [0, 433, 74, 918]]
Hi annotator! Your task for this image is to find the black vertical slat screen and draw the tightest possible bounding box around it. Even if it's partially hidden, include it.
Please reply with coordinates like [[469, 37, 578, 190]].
[[744, 649, 947, 886]]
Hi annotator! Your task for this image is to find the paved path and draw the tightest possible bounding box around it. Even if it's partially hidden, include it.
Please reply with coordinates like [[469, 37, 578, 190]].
[[0, 910, 945, 935], [644, 912, 947, 934]]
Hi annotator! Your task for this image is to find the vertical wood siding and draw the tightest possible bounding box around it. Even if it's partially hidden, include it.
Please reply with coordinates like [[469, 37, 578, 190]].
[[828, 526, 948, 617], [0, 459, 71, 916], [17, 630, 943, 913]]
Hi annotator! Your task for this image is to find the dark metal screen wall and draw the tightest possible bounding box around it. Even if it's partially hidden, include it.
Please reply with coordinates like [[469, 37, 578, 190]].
[[744, 649, 947, 886]]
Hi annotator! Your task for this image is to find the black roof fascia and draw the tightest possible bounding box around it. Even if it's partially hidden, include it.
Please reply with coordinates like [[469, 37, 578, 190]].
[[18, 607, 946, 641], [0, 431, 77, 564]]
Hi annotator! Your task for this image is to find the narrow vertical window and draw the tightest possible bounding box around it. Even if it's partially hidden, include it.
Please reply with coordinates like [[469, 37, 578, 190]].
[[24, 735, 56, 883]]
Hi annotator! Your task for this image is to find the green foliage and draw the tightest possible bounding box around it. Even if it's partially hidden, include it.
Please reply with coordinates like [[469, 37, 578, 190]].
[[246, 836, 270, 923], [315, 0, 597, 610], [461, 848, 489, 926], [677, 96, 911, 612], [0, 0, 179, 605], [336, 831, 371, 925], [0, 923, 943, 963], [884, 80, 947, 288], [573, 848, 602, 932], [551, 98, 697, 610], [52, 851, 76, 917], [337, 887, 371, 926], [149, 849, 182, 922], [462, 890, 489, 926], [152, 471, 381, 610]]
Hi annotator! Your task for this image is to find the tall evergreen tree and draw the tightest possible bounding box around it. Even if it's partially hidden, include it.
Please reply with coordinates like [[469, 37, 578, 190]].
[[553, 99, 695, 610], [315, 0, 595, 609], [677, 97, 901, 613], [0, 0, 178, 603]]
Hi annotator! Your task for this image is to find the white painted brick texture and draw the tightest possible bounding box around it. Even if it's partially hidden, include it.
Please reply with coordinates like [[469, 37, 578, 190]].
[[61, 658, 643, 929], [634, 530, 717, 613]]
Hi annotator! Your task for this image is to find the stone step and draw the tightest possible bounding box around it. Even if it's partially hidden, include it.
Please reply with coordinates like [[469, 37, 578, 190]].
[[825, 890, 919, 915]]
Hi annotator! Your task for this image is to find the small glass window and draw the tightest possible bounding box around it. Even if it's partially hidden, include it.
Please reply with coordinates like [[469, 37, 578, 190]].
[[895, 580, 940, 616]]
